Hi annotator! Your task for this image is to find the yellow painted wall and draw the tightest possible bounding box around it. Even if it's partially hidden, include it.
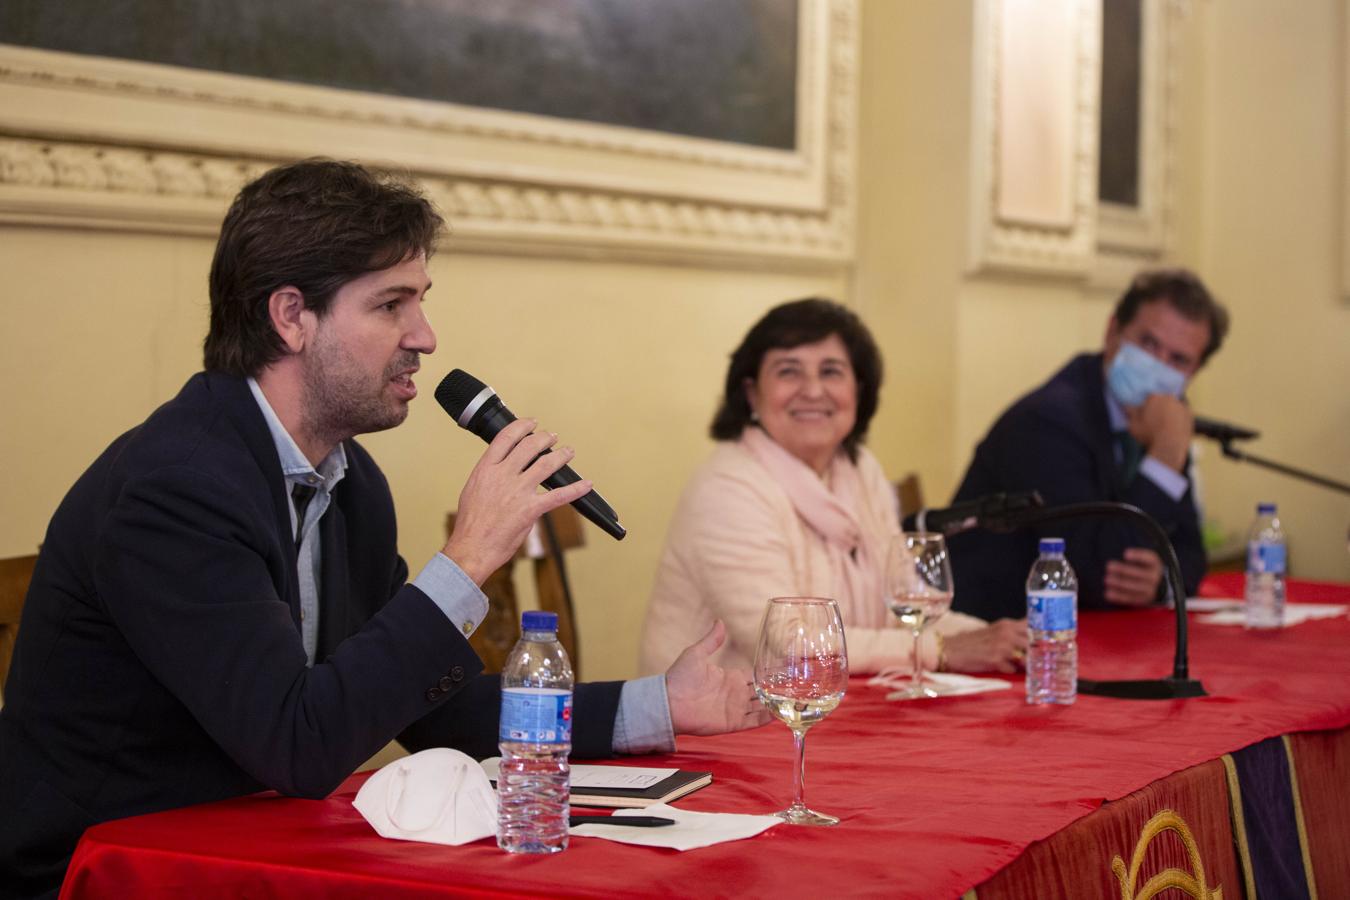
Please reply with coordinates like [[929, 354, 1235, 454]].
[[856, 0, 1117, 516], [854, 0, 966, 497], [3, 0, 1348, 693], [1179, 0, 1350, 580], [0, 224, 846, 682], [863, 0, 1350, 585], [363, 253, 847, 680]]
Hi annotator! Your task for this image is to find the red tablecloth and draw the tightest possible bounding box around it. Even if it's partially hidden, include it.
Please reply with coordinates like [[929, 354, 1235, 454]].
[[1199, 571, 1350, 605], [60, 580, 1350, 899]]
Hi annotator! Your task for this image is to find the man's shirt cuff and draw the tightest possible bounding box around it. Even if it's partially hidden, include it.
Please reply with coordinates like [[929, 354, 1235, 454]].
[[612, 675, 676, 755], [1140, 455, 1189, 502], [412, 553, 489, 638]]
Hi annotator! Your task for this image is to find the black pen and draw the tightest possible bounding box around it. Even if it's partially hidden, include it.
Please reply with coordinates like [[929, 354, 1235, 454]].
[[569, 815, 676, 828]]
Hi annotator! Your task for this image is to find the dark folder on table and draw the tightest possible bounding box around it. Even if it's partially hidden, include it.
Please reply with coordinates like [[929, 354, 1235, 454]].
[[569, 769, 713, 809]]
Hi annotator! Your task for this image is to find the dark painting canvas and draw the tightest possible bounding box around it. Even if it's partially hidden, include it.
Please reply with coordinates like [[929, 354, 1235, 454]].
[[0, 0, 798, 150]]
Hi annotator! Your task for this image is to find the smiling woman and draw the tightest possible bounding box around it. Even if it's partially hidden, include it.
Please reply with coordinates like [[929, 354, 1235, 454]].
[[638, 299, 1027, 677], [745, 334, 859, 477]]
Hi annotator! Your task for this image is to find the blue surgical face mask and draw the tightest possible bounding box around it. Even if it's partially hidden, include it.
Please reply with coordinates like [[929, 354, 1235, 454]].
[[1106, 341, 1188, 408]]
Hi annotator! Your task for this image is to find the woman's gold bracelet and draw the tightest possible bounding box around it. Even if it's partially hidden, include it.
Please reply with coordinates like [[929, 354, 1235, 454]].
[[935, 632, 948, 672]]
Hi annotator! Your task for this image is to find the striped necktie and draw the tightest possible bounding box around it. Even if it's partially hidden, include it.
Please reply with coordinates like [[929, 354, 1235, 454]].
[[291, 482, 317, 550]]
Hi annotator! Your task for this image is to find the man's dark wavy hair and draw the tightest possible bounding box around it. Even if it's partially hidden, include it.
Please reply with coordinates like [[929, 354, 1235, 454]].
[[203, 158, 444, 376], [710, 297, 883, 461], [1112, 268, 1229, 364]]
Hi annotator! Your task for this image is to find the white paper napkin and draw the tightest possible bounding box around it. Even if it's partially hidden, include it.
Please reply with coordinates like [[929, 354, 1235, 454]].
[[1188, 598, 1347, 627], [921, 671, 1014, 696], [353, 748, 497, 846], [867, 667, 1012, 698], [568, 803, 780, 850]]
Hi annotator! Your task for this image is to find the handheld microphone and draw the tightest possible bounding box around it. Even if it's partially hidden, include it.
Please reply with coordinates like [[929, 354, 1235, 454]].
[[1192, 416, 1259, 443], [434, 369, 626, 541], [902, 491, 1044, 537]]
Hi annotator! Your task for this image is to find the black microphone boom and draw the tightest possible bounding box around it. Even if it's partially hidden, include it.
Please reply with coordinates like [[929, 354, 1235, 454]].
[[971, 498, 1205, 700], [903, 491, 1045, 537], [1194, 414, 1350, 495], [1192, 415, 1259, 442], [434, 369, 626, 541]]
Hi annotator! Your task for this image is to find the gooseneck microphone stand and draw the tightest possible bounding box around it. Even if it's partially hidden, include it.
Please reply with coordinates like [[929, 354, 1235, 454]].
[[1214, 440, 1350, 496], [978, 497, 1207, 700]]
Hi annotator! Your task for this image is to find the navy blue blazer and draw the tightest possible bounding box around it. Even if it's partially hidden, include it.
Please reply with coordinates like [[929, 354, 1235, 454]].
[[947, 353, 1206, 622], [0, 373, 621, 898]]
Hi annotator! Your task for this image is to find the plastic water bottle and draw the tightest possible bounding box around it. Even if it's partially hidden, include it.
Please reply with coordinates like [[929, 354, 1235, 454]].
[[497, 611, 574, 854], [1244, 503, 1286, 629], [1026, 537, 1078, 705]]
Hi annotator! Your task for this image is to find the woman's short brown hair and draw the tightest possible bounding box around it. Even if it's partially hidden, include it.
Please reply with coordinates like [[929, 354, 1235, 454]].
[[710, 297, 883, 460], [203, 159, 444, 376]]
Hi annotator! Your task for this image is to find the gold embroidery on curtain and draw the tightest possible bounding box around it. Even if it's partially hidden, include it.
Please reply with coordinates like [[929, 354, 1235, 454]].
[[1111, 808, 1222, 900]]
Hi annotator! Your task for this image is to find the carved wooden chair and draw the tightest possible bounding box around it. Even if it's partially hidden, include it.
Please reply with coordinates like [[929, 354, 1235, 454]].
[[444, 505, 584, 677], [0, 553, 38, 696], [896, 472, 925, 522]]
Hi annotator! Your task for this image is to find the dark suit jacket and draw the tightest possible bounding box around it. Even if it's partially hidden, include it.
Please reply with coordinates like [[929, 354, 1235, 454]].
[[0, 373, 621, 898], [948, 353, 1206, 622]]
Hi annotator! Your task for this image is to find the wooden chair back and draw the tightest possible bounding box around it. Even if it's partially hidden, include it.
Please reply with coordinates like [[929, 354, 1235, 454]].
[[0, 554, 38, 695], [896, 472, 925, 521], [444, 506, 585, 677]]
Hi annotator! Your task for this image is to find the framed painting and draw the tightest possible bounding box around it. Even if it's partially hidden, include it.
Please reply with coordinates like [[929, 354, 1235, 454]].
[[1097, 0, 1175, 260], [0, 0, 858, 269], [966, 0, 1180, 279], [968, 0, 1100, 276]]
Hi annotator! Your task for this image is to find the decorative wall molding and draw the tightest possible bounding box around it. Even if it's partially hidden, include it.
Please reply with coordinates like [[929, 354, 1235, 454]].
[[0, 0, 857, 270], [968, 0, 1103, 277], [1343, 0, 1350, 301], [1097, 0, 1180, 260]]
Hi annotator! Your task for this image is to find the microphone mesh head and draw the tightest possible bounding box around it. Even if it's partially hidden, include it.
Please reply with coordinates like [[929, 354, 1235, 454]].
[[434, 369, 489, 419]]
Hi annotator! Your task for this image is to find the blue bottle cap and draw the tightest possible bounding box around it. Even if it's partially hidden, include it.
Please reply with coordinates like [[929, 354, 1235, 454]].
[[1257, 502, 1276, 515], [521, 610, 558, 632], [1039, 537, 1066, 554]]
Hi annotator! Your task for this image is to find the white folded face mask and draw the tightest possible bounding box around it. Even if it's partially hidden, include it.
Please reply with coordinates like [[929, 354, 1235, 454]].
[[353, 748, 498, 846]]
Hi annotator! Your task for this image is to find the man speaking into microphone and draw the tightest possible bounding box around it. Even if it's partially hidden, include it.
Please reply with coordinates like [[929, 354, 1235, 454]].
[[948, 269, 1230, 621], [0, 159, 766, 897]]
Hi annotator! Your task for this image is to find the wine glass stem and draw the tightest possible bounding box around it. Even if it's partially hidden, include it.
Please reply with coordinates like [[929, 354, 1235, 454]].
[[790, 726, 809, 812], [911, 628, 924, 692]]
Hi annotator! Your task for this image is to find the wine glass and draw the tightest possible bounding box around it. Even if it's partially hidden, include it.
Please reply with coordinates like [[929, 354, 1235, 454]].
[[884, 532, 954, 700], [752, 596, 849, 826]]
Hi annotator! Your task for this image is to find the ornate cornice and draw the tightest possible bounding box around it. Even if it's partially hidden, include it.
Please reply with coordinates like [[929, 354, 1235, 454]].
[[969, 0, 1101, 277], [1097, 0, 1179, 262], [0, 0, 857, 269], [0, 137, 850, 263]]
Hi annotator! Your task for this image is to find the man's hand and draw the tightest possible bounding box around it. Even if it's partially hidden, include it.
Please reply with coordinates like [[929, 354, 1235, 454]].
[[1126, 394, 1193, 472], [943, 619, 1028, 674], [666, 621, 771, 736], [1104, 547, 1164, 606], [443, 418, 592, 585]]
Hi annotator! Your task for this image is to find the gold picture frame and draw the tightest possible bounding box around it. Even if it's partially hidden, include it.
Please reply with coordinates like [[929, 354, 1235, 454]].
[[0, 0, 857, 270]]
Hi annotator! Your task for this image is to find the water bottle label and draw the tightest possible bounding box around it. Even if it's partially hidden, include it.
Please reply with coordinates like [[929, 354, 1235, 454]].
[[1027, 590, 1076, 631], [500, 688, 572, 744], [1247, 541, 1286, 574]]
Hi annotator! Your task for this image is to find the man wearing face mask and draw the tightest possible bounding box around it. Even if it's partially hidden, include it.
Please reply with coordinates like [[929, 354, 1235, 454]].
[[947, 269, 1229, 621]]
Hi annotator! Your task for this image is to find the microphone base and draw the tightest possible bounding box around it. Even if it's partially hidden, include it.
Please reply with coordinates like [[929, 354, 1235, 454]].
[[1077, 677, 1207, 700]]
